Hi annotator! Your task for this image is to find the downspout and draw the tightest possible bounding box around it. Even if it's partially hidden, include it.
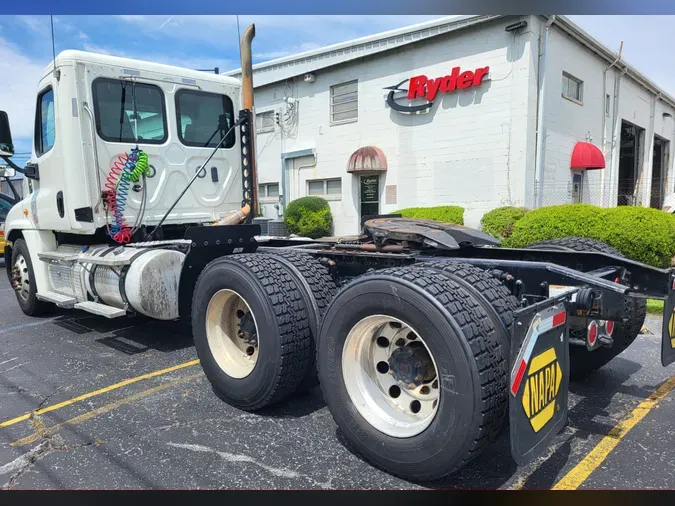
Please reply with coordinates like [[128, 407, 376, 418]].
[[609, 67, 628, 206], [534, 15, 555, 208], [600, 41, 623, 207], [280, 154, 287, 214], [295, 153, 317, 198]]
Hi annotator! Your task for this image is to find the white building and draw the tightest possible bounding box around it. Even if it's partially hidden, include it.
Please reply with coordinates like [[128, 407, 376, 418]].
[[226, 15, 675, 234]]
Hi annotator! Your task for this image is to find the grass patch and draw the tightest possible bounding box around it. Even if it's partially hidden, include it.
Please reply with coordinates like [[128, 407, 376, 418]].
[[647, 299, 664, 315]]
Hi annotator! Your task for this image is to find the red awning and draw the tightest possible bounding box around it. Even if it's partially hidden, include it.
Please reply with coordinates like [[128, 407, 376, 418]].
[[571, 142, 605, 170], [347, 146, 388, 173]]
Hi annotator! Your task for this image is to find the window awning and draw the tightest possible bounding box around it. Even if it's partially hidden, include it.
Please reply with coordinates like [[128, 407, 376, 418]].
[[571, 141, 605, 170], [347, 146, 388, 173]]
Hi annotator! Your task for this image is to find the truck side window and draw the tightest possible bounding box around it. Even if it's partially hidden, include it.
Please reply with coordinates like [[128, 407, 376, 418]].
[[0, 196, 14, 222], [92, 78, 167, 144], [175, 89, 235, 149], [35, 87, 55, 157]]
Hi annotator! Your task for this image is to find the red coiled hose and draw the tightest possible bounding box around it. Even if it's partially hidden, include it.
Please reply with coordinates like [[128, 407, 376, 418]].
[[104, 153, 130, 243]]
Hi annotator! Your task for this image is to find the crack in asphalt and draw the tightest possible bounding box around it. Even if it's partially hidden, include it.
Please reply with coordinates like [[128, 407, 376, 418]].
[[167, 442, 336, 489], [1, 412, 103, 489]]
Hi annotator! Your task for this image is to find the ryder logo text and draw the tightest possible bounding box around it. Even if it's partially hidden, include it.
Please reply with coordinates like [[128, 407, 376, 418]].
[[385, 66, 490, 113]]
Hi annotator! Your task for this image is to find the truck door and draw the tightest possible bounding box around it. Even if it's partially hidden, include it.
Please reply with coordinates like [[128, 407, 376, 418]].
[[27, 80, 71, 231]]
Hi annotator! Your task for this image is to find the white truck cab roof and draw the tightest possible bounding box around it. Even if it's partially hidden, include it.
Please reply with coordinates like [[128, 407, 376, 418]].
[[42, 50, 241, 88]]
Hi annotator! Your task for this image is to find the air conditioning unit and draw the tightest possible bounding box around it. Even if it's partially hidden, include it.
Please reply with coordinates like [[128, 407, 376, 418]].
[[303, 73, 316, 83]]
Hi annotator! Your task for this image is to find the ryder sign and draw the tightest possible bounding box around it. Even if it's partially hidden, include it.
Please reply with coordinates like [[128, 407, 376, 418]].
[[385, 66, 490, 113]]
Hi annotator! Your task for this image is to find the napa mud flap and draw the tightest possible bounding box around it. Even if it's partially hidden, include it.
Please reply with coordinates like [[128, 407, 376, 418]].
[[509, 296, 571, 465], [661, 273, 675, 367]]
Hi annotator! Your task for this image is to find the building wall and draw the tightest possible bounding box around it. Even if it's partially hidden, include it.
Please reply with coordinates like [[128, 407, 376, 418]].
[[253, 17, 539, 234], [539, 19, 675, 209], [538, 24, 612, 206]]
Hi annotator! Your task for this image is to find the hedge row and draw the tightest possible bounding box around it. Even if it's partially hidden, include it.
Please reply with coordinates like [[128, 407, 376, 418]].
[[480, 206, 529, 240], [394, 206, 464, 225], [503, 204, 675, 268]]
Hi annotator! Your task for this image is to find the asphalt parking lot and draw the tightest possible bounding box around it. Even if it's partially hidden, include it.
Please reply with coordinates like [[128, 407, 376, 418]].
[[1, 258, 675, 490]]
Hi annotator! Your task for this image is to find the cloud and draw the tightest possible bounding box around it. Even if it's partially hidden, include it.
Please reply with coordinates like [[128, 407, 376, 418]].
[[0, 37, 48, 143]]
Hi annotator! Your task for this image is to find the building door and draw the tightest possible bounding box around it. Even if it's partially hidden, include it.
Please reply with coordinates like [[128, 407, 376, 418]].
[[360, 175, 380, 220], [572, 172, 584, 204], [617, 121, 644, 206], [651, 136, 669, 209]]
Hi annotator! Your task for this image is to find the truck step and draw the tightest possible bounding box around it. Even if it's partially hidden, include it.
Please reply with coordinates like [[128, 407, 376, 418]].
[[77, 256, 131, 267], [36, 291, 77, 308], [73, 301, 126, 318], [38, 251, 80, 264]]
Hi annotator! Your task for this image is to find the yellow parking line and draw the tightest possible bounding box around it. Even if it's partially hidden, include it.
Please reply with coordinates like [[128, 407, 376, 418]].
[[0, 359, 200, 429], [552, 375, 675, 490], [11, 372, 203, 447]]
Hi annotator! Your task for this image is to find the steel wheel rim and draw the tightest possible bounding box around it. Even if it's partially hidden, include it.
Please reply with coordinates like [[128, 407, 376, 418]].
[[14, 254, 30, 301], [205, 289, 259, 379], [342, 314, 440, 438]]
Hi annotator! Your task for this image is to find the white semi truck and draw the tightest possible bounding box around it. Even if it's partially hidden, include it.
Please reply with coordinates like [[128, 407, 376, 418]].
[[1, 25, 675, 482]]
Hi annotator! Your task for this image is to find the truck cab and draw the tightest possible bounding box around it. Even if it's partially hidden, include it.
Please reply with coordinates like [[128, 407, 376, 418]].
[[1, 50, 245, 241]]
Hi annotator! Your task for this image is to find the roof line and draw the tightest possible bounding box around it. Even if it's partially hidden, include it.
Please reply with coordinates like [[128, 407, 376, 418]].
[[551, 15, 675, 108], [224, 15, 502, 79]]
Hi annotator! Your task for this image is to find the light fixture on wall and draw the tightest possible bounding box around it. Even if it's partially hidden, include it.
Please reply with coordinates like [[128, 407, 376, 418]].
[[663, 112, 673, 119]]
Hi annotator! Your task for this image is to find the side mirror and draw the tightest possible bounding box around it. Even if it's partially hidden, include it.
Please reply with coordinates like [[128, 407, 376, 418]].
[[0, 166, 16, 178], [0, 111, 14, 157]]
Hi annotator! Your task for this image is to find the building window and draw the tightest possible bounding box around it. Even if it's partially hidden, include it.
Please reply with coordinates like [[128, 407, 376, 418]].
[[562, 72, 583, 104], [330, 80, 358, 124], [308, 178, 342, 198], [259, 182, 279, 200], [256, 111, 275, 134], [175, 89, 235, 149], [93, 78, 167, 144], [605, 94, 611, 116], [35, 87, 55, 156]]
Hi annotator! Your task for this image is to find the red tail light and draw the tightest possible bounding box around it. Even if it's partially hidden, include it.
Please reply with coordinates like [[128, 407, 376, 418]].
[[587, 321, 598, 346], [605, 320, 614, 336]]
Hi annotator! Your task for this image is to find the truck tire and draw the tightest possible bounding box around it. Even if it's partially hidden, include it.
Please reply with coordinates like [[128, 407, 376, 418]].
[[11, 238, 49, 316], [415, 261, 520, 335], [264, 249, 337, 391], [526, 237, 647, 378], [317, 266, 507, 481], [191, 253, 312, 410]]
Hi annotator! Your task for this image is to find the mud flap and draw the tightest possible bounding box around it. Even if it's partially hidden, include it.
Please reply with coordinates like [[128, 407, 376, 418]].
[[661, 273, 675, 367], [509, 297, 571, 466]]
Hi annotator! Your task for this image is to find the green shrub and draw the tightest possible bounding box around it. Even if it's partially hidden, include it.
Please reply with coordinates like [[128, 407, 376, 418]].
[[480, 206, 529, 240], [394, 206, 464, 225], [284, 196, 333, 239], [593, 206, 675, 268], [504, 204, 675, 268]]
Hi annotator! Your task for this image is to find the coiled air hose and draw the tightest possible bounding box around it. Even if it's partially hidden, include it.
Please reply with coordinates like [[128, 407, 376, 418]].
[[104, 147, 150, 244]]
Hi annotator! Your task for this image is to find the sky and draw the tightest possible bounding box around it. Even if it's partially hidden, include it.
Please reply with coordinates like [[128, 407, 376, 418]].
[[1, 15, 674, 167]]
